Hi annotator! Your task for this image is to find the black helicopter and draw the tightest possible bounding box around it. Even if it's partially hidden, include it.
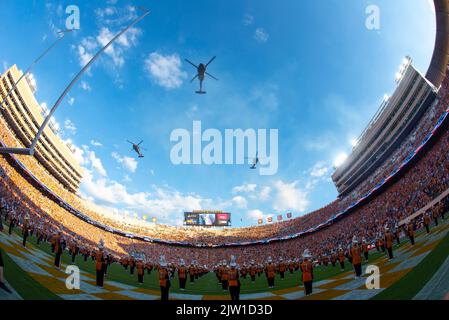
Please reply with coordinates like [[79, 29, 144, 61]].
[[127, 140, 146, 158], [185, 56, 218, 94], [246, 152, 260, 170]]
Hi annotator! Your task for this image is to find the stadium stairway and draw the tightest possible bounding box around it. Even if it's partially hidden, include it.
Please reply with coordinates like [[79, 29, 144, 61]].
[[0, 217, 448, 300]]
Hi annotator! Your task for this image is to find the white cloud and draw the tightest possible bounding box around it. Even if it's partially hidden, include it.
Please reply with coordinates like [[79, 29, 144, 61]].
[[95, 5, 138, 27], [232, 183, 257, 194], [67, 97, 75, 106], [232, 196, 248, 209], [272, 180, 309, 213], [144, 52, 187, 89], [80, 81, 91, 91], [75, 25, 142, 69], [80, 171, 213, 224], [77, 45, 94, 67], [243, 14, 254, 26], [97, 27, 125, 67], [70, 144, 107, 177], [310, 161, 331, 178], [254, 28, 269, 43], [112, 152, 138, 173], [88, 150, 108, 177], [259, 186, 271, 201], [2, 61, 8, 72], [90, 140, 103, 147], [64, 119, 77, 135], [246, 209, 270, 223]]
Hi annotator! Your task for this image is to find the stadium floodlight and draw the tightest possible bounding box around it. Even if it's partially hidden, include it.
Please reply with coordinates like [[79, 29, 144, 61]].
[[0, 29, 73, 111], [395, 56, 413, 84], [333, 152, 348, 168], [0, 7, 150, 156]]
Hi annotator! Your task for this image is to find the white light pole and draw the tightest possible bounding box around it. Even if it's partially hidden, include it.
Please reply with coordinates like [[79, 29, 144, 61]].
[[0, 29, 73, 110], [0, 7, 150, 156]]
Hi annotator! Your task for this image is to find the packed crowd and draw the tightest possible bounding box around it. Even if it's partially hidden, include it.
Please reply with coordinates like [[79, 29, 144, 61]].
[[0, 67, 449, 267]]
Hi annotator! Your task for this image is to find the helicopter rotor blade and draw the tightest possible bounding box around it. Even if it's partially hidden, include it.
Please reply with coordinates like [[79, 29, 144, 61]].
[[127, 140, 134, 145], [191, 74, 199, 83], [138, 140, 143, 146], [206, 72, 218, 81], [205, 56, 216, 67], [185, 59, 198, 69]]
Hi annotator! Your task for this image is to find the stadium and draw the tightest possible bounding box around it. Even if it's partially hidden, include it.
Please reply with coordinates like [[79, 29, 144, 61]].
[[0, 0, 449, 303]]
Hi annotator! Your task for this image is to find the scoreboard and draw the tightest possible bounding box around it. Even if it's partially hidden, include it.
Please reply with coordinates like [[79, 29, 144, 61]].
[[184, 211, 231, 227]]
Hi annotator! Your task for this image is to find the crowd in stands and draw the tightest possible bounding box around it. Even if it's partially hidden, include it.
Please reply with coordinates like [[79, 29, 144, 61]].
[[0, 68, 448, 267]]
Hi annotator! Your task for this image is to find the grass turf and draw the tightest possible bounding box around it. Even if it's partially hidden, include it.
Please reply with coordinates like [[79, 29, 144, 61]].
[[371, 228, 449, 300], [7, 226, 387, 296], [1, 248, 61, 300]]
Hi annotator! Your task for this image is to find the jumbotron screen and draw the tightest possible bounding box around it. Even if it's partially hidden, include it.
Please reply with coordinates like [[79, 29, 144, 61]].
[[184, 211, 231, 227]]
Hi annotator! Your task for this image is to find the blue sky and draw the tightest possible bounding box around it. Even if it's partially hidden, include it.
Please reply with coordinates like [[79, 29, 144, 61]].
[[0, 0, 436, 227]]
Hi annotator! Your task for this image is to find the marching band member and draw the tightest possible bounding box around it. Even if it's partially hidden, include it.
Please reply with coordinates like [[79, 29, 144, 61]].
[[407, 220, 415, 245], [129, 253, 136, 275], [384, 227, 394, 260], [378, 233, 385, 253], [424, 212, 431, 233], [22, 215, 30, 247], [71, 239, 80, 263], [349, 236, 362, 278], [249, 260, 257, 283], [330, 250, 337, 267], [53, 231, 63, 269], [322, 254, 329, 267], [288, 259, 295, 274], [95, 240, 105, 287], [240, 264, 248, 279], [228, 256, 240, 301], [221, 261, 229, 291], [145, 260, 153, 275], [300, 249, 314, 296], [432, 207, 440, 226], [178, 259, 187, 290], [278, 257, 286, 280], [8, 215, 16, 236], [136, 254, 145, 285], [265, 257, 276, 289], [158, 256, 171, 300], [394, 224, 401, 245], [189, 261, 196, 284], [362, 239, 369, 262], [338, 246, 345, 271]]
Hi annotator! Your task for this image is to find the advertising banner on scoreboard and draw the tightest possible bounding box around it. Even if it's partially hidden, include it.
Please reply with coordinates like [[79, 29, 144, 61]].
[[184, 211, 231, 227]]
